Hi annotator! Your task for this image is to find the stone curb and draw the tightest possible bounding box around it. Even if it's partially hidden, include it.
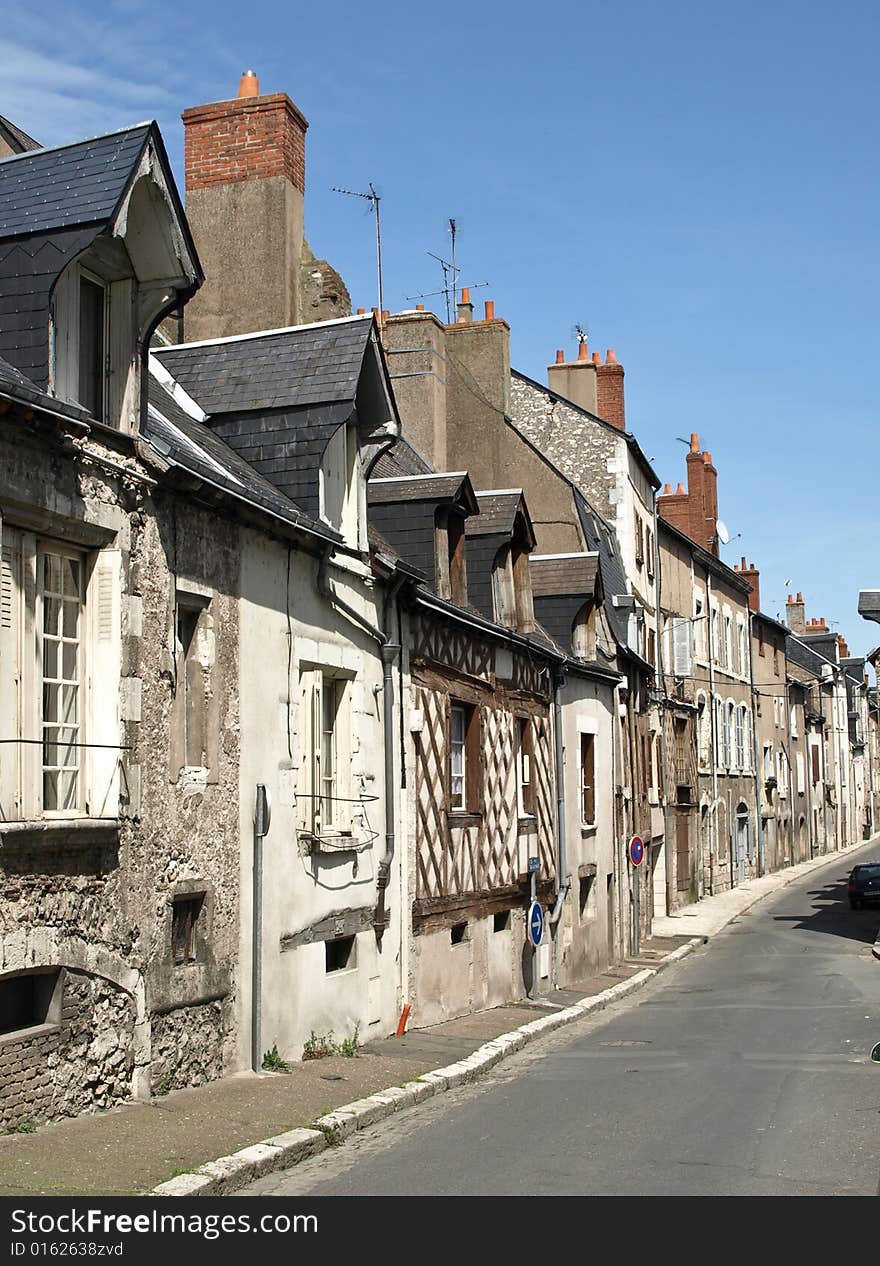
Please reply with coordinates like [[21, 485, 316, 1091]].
[[152, 937, 704, 1197]]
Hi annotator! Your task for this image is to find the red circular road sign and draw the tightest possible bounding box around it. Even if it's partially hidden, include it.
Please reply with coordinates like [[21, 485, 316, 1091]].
[[629, 835, 645, 866]]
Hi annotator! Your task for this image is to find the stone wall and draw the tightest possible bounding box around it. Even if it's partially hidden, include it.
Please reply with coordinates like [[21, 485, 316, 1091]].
[[0, 970, 135, 1130], [149, 1000, 227, 1094]]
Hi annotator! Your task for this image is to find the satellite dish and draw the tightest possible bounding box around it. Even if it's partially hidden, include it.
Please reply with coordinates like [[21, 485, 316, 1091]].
[[715, 519, 730, 545]]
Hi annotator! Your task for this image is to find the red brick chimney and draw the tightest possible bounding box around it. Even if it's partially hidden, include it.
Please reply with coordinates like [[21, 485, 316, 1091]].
[[733, 557, 761, 613], [181, 71, 309, 340], [838, 634, 850, 658], [595, 348, 625, 431], [657, 432, 721, 556], [805, 616, 828, 634]]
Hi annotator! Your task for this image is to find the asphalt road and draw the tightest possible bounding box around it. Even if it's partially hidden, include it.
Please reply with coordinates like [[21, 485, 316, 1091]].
[[245, 843, 880, 1196]]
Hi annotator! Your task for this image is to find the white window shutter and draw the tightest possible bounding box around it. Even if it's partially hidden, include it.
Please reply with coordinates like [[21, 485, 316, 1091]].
[[86, 549, 121, 817], [0, 526, 23, 819], [297, 668, 315, 832], [672, 617, 693, 676]]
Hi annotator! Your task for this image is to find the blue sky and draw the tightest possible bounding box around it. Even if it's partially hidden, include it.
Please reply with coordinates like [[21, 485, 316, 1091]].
[[7, 1, 879, 654]]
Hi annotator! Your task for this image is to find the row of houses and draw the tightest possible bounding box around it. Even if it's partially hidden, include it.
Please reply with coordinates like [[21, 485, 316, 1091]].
[[0, 74, 874, 1130]]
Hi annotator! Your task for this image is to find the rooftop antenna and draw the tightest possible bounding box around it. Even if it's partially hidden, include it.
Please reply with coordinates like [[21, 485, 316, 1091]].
[[427, 250, 458, 322], [449, 218, 458, 313], [333, 182, 384, 324]]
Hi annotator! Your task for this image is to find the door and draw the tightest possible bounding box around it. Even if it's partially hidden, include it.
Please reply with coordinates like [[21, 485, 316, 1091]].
[[676, 811, 691, 894], [735, 806, 749, 883]]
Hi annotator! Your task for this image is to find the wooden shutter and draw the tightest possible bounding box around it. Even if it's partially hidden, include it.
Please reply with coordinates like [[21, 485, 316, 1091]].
[[86, 549, 121, 817], [671, 617, 693, 676], [297, 668, 317, 833]]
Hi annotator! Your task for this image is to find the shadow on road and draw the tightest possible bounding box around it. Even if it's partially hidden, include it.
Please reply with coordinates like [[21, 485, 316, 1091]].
[[772, 869, 880, 946]]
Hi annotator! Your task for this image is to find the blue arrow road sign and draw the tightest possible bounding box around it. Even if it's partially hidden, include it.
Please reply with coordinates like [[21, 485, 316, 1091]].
[[528, 900, 544, 947]]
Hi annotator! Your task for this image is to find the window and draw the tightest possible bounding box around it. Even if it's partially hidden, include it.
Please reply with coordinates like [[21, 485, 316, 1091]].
[[710, 605, 721, 665], [697, 692, 710, 770], [634, 512, 644, 567], [763, 744, 773, 781], [737, 620, 748, 677], [646, 527, 654, 579], [734, 705, 745, 770], [78, 274, 106, 422], [0, 970, 62, 1036], [325, 936, 356, 972], [171, 591, 217, 782], [580, 732, 596, 826], [776, 750, 789, 798], [1, 531, 90, 819], [694, 596, 707, 661], [796, 752, 805, 796], [571, 601, 596, 660], [176, 603, 206, 770], [319, 422, 358, 543], [436, 508, 467, 606], [790, 703, 798, 738], [493, 542, 534, 632], [579, 872, 596, 921], [171, 895, 203, 965], [298, 669, 352, 836], [723, 612, 733, 671], [811, 743, 821, 785], [721, 701, 733, 768], [449, 701, 480, 813], [517, 717, 534, 816]]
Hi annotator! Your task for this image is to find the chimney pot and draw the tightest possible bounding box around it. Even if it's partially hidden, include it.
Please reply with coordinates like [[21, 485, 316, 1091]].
[[689, 433, 700, 452], [676, 482, 686, 495], [741, 556, 747, 570], [787, 594, 794, 604], [703, 451, 712, 465], [577, 340, 589, 362], [662, 483, 672, 494], [555, 348, 565, 365], [461, 287, 470, 304], [797, 591, 803, 602], [416, 303, 425, 311], [592, 351, 601, 365], [484, 300, 495, 321], [356, 307, 365, 315], [238, 70, 260, 98]]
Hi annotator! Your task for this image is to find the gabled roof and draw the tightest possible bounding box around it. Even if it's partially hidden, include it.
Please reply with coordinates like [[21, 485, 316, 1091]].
[[368, 471, 479, 514], [529, 552, 600, 598], [0, 123, 153, 238], [372, 436, 433, 478], [0, 115, 40, 155], [152, 315, 380, 416], [144, 373, 339, 544], [510, 367, 660, 491], [466, 489, 534, 544]]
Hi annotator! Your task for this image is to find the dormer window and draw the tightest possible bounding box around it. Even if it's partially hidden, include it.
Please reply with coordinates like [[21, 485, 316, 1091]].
[[492, 542, 534, 633], [78, 274, 106, 422], [435, 508, 467, 606], [320, 422, 359, 545], [572, 600, 597, 660]]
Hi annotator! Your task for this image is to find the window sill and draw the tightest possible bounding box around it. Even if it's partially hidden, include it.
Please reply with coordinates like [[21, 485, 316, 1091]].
[[0, 818, 120, 849], [299, 831, 361, 854], [447, 811, 482, 827], [0, 1022, 60, 1047], [581, 823, 597, 837]]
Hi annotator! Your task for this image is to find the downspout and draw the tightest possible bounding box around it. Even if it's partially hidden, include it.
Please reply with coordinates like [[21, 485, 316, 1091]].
[[747, 611, 765, 874], [374, 574, 405, 941], [548, 666, 570, 948], [705, 569, 719, 894], [316, 548, 403, 939], [653, 502, 672, 916]]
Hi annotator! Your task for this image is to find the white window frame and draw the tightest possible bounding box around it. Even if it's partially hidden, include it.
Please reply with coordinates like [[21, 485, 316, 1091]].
[[298, 667, 353, 837]]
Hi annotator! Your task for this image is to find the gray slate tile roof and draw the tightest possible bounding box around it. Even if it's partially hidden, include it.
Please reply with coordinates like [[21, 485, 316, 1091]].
[[466, 490, 526, 537], [529, 553, 600, 597], [0, 124, 151, 238], [145, 374, 338, 542], [368, 472, 473, 506], [153, 317, 375, 415], [0, 115, 41, 155], [0, 353, 39, 393], [372, 436, 433, 478]]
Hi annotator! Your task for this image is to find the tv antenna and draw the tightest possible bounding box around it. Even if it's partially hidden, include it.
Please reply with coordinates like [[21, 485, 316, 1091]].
[[333, 182, 384, 322]]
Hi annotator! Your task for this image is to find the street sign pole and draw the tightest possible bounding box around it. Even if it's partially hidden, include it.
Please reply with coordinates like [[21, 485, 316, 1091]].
[[527, 857, 540, 999], [628, 836, 644, 958]]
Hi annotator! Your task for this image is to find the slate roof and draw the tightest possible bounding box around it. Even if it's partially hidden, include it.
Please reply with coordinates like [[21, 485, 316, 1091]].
[[0, 124, 152, 238], [529, 553, 600, 598], [466, 490, 528, 537], [0, 354, 38, 393], [368, 472, 475, 507], [0, 115, 40, 155], [786, 634, 832, 678], [153, 317, 375, 415], [574, 491, 631, 646], [145, 374, 338, 542], [372, 436, 433, 478]]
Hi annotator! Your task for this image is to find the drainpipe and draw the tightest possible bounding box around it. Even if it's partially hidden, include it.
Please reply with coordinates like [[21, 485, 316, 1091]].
[[548, 666, 570, 952], [317, 549, 403, 940], [747, 611, 765, 874], [705, 569, 719, 894], [652, 510, 673, 917]]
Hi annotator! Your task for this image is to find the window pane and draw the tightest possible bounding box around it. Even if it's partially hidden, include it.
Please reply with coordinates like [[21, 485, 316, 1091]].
[[79, 277, 105, 421], [62, 641, 77, 679], [62, 559, 81, 598], [44, 597, 62, 638], [62, 600, 78, 639], [61, 685, 78, 724], [60, 771, 77, 811], [43, 638, 59, 680], [43, 771, 59, 811]]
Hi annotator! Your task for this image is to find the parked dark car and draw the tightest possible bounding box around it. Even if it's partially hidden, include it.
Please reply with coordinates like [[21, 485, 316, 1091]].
[[847, 862, 880, 909]]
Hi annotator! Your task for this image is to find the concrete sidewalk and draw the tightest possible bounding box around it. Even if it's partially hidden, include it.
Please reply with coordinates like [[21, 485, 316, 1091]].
[[0, 838, 873, 1197]]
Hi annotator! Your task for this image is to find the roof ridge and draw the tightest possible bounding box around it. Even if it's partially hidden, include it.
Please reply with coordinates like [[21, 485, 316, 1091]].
[[154, 312, 372, 353], [0, 120, 153, 166]]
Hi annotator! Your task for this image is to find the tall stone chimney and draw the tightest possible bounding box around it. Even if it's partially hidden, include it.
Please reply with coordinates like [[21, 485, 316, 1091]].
[[547, 340, 597, 414], [733, 557, 761, 613], [785, 592, 806, 635], [181, 71, 308, 341]]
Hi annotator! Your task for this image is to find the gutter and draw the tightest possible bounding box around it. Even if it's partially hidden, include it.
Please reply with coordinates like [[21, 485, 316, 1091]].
[[548, 665, 570, 937]]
